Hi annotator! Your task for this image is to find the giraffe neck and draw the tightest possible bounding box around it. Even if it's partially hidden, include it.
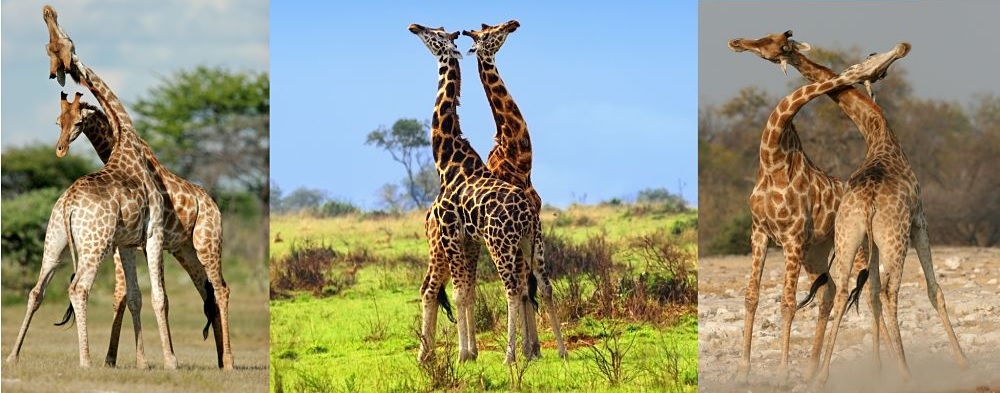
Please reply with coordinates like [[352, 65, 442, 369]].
[[431, 55, 486, 186], [788, 52, 900, 156], [476, 56, 533, 187], [75, 60, 155, 175], [77, 103, 169, 177], [760, 71, 865, 170], [76, 103, 114, 163]]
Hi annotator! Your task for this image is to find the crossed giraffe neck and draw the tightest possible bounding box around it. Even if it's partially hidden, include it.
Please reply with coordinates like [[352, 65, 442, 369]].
[[783, 51, 904, 160], [463, 20, 541, 212], [729, 31, 903, 161], [759, 44, 910, 171], [57, 92, 166, 176]]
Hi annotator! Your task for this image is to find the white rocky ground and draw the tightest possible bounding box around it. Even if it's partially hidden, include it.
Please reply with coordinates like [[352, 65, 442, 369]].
[[699, 247, 1000, 392]]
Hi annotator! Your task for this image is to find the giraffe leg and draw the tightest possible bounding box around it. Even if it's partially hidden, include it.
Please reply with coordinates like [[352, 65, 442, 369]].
[[532, 227, 566, 359], [814, 206, 867, 387], [872, 217, 912, 381], [144, 229, 178, 370], [487, 240, 524, 365], [105, 249, 127, 367], [5, 212, 68, 366], [193, 211, 233, 370], [417, 260, 449, 363], [180, 239, 232, 370], [911, 212, 968, 369], [462, 240, 481, 360], [737, 222, 768, 382], [118, 248, 147, 369], [440, 233, 476, 362], [859, 245, 894, 367], [802, 241, 835, 379], [69, 252, 105, 368], [868, 243, 883, 374], [503, 291, 522, 365], [418, 217, 450, 364], [777, 240, 805, 380], [519, 249, 540, 359]]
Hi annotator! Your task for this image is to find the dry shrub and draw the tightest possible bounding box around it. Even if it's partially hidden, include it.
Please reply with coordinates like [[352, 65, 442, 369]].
[[269, 239, 363, 299], [629, 230, 697, 306]]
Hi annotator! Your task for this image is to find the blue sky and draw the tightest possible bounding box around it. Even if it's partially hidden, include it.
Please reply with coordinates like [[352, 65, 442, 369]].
[[1, 0, 268, 159], [270, 2, 698, 209]]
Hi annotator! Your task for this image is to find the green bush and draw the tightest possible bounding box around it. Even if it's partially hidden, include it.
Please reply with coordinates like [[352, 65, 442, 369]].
[[2, 188, 64, 297], [707, 211, 752, 255]]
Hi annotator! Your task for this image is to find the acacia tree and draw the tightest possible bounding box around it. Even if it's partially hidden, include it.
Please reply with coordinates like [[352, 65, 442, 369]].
[[132, 66, 269, 209], [365, 118, 439, 210]]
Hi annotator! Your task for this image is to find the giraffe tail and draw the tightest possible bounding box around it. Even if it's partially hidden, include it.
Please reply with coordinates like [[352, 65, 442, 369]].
[[437, 284, 456, 324], [847, 200, 877, 314], [56, 198, 79, 327], [54, 273, 77, 327], [797, 271, 830, 310], [202, 280, 219, 340]]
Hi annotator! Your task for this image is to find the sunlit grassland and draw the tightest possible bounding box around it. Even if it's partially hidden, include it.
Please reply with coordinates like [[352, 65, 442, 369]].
[[270, 204, 698, 392]]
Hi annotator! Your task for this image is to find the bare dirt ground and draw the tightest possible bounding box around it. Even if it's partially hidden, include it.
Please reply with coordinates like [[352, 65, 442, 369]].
[[699, 246, 1000, 392]]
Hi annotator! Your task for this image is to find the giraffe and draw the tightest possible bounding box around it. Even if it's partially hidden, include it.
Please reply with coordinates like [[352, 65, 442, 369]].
[[808, 52, 968, 386], [727, 30, 877, 381], [462, 19, 547, 357], [54, 92, 233, 369], [7, 5, 174, 369], [728, 31, 968, 384], [409, 24, 566, 364], [463, 20, 541, 212]]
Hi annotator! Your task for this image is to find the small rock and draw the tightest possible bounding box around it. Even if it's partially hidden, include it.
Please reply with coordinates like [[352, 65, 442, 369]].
[[988, 278, 997, 285], [943, 256, 964, 270]]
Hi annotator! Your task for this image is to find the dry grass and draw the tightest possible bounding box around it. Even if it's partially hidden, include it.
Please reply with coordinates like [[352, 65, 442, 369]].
[[1, 253, 269, 393]]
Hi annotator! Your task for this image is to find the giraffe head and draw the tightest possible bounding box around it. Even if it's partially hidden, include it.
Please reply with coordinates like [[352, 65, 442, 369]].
[[43, 5, 78, 86], [55, 91, 95, 158], [728, 30, 811, 75], [840, 43, 911, 86], [462, 20, 520, 60], [409, 24, 462, 60]]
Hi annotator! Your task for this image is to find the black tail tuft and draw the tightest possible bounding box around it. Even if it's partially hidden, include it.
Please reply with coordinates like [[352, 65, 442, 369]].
[[437, 284, 456, 323], [527, 274, 539, 312], [55, 304, 75, 327], [847, 269, 869, 314], [797, 272, 829, 310], [55, 273, 76, 327], [202, 280, 218, 340]]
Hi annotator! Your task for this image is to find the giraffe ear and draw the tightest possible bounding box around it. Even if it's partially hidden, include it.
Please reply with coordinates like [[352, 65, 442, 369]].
[[481, 23, 489, 29], [80, 108, 95, 118], [794, 41, 811, 52], [784, 30, 793, 37]]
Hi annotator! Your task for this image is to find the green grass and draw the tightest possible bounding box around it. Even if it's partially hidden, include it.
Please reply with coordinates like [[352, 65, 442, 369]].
[[269, 204, 698, 392]]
